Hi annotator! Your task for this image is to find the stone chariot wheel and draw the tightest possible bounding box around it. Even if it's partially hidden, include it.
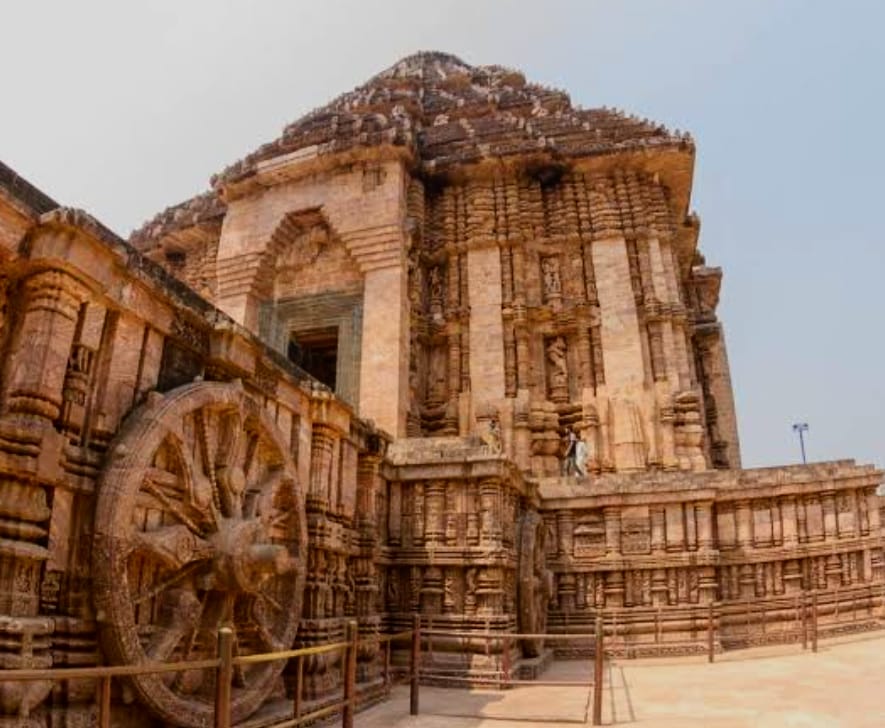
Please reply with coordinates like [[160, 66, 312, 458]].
[[93, 381, 307, 727]]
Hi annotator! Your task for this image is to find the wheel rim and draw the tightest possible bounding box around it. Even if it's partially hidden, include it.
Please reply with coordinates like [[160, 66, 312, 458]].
[[93, 381, 306, 727]]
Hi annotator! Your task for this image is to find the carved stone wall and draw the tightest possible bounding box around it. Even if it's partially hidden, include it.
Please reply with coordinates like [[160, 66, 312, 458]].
[[382, 438, 545, 677], [406, 166, 731, 479], [540, 461, 884, 654], [0, 207, 390, 726]]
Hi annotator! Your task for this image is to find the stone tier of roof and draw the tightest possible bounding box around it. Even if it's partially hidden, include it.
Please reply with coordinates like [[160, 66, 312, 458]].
[[130, 189, 226, 250], [214, 51, 692, 186], [132, 52, 692, 248]]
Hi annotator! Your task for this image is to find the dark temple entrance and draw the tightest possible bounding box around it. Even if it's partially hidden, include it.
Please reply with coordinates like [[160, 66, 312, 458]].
[[288, 327, 338, 391]]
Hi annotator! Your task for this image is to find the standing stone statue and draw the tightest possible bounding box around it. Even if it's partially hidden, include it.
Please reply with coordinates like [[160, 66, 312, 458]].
[[574, 434, 588, 477], [561, 427, 578, 475]]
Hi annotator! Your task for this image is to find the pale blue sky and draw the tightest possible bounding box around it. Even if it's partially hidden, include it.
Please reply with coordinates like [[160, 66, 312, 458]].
[[2, 1, 882, 469]]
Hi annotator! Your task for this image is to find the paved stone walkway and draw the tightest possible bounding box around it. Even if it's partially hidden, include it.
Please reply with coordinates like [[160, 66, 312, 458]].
[[357, 632, 885, 726]]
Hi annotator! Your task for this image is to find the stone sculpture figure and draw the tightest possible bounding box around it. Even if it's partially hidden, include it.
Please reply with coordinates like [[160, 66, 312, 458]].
[[482, 416, 503, 454], [541, 257, 561, 298], [546, 336, 568, 400], [574, 435, 588, 477]]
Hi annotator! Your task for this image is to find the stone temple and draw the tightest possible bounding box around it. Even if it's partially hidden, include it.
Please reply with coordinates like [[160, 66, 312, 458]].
[[0, 51, 881, 726]]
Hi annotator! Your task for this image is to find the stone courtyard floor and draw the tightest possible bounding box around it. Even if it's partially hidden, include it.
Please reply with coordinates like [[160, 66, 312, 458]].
[[357, 632, 885, 727]]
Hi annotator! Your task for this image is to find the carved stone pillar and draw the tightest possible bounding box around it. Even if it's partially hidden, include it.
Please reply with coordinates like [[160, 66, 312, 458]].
[[605, 571, 625, 608], [447, 332, 461, 399], [308, 425, 336, 511], [387, 482, 402, 547], [413, 483, 425, 546], [735, 501, 753, 548], [781, 497, 798, 545], [556, 511, 574, 557], [685, 503, 698, 551], [821, 492, 837, 540], [659, 404, 678, 470], [772, 500, 783, 545], [866, 489, 881, 533], [514, 322, 530, 390], [356, 454, 381, 529], [444, 482, 459, 546], [695, 501, 714, 551], [424, 481, 446, 546], [5, 271, 87, 423], [576, 322, 594, 390], [479, 479, 502, 547], [603, 507, 621, 556], [650, 507, 665, 554]]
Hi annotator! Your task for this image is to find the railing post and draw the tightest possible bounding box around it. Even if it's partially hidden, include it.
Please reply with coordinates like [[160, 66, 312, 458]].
[[501, 633, 511, 689], [343, 620, 358, 728], [98, 675, 111, 728], [707, 602, 715, 663], [293, 654, 303, 722], [214, 627, 234, 728], [801, 593, 808, 650], [592, 613, 604, 726], [811, 592, 819, 653], [383, 638, 391, 692], [410, 614, 420, 716]]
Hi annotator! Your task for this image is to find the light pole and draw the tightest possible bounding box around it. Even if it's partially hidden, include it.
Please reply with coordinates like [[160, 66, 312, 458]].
[[792, 422, 809, 464]]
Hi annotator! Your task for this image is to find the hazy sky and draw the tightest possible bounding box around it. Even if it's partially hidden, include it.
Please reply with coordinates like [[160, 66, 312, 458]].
[[2, 1, 882, 470]]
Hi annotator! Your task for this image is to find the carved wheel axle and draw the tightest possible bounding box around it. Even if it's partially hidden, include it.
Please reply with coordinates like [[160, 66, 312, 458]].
[[93, 382, 306, 727]]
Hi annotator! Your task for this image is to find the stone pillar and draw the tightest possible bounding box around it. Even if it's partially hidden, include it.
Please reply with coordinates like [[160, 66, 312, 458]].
[[387, 482, 402, 547], [650, 507, 666, 554], [467, 245, 505, 413], [685, 503, 698, 551], [603, 507, 621, 556], [448, 332, 461, 399], [514, 320, 530, 390], [867, 490, 881, 532], [576, 323, 594, 389], [695, 501, 714, 551], [735, 501, 753, 548], [308, 425, 336, 510], [781, 497, 799, 545], [591, 236, 647, 468], [424, 481, 446, 546], [556, 511, 574, 557], [821, 492, 837, 540], [359, 265, 408, 436], [479, 479, 502, 547], [5, 271, 87, 423], [413, 483, 425, 546]]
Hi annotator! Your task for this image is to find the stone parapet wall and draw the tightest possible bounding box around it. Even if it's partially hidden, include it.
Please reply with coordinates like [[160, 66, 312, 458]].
[[539, 462, 884, 654]]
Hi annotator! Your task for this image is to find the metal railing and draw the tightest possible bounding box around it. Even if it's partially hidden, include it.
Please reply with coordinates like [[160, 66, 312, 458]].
[[0, 588, 880, 727], [418, 617, 608, 725], [0, 620, 419, 728]]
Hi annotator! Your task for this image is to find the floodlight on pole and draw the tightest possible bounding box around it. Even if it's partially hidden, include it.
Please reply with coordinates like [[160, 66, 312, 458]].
[[792, 422, 809, 465]]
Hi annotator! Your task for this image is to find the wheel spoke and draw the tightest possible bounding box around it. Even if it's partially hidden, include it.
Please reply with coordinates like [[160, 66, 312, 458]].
[[132, 561, 203, 606], [133, 524, 214, 570], [146, 588, 202, 662], [164, 431, 219, 531], [194, 408, 224, 526], [171, 592, 209, 693], [141, 481, 205, 537]]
